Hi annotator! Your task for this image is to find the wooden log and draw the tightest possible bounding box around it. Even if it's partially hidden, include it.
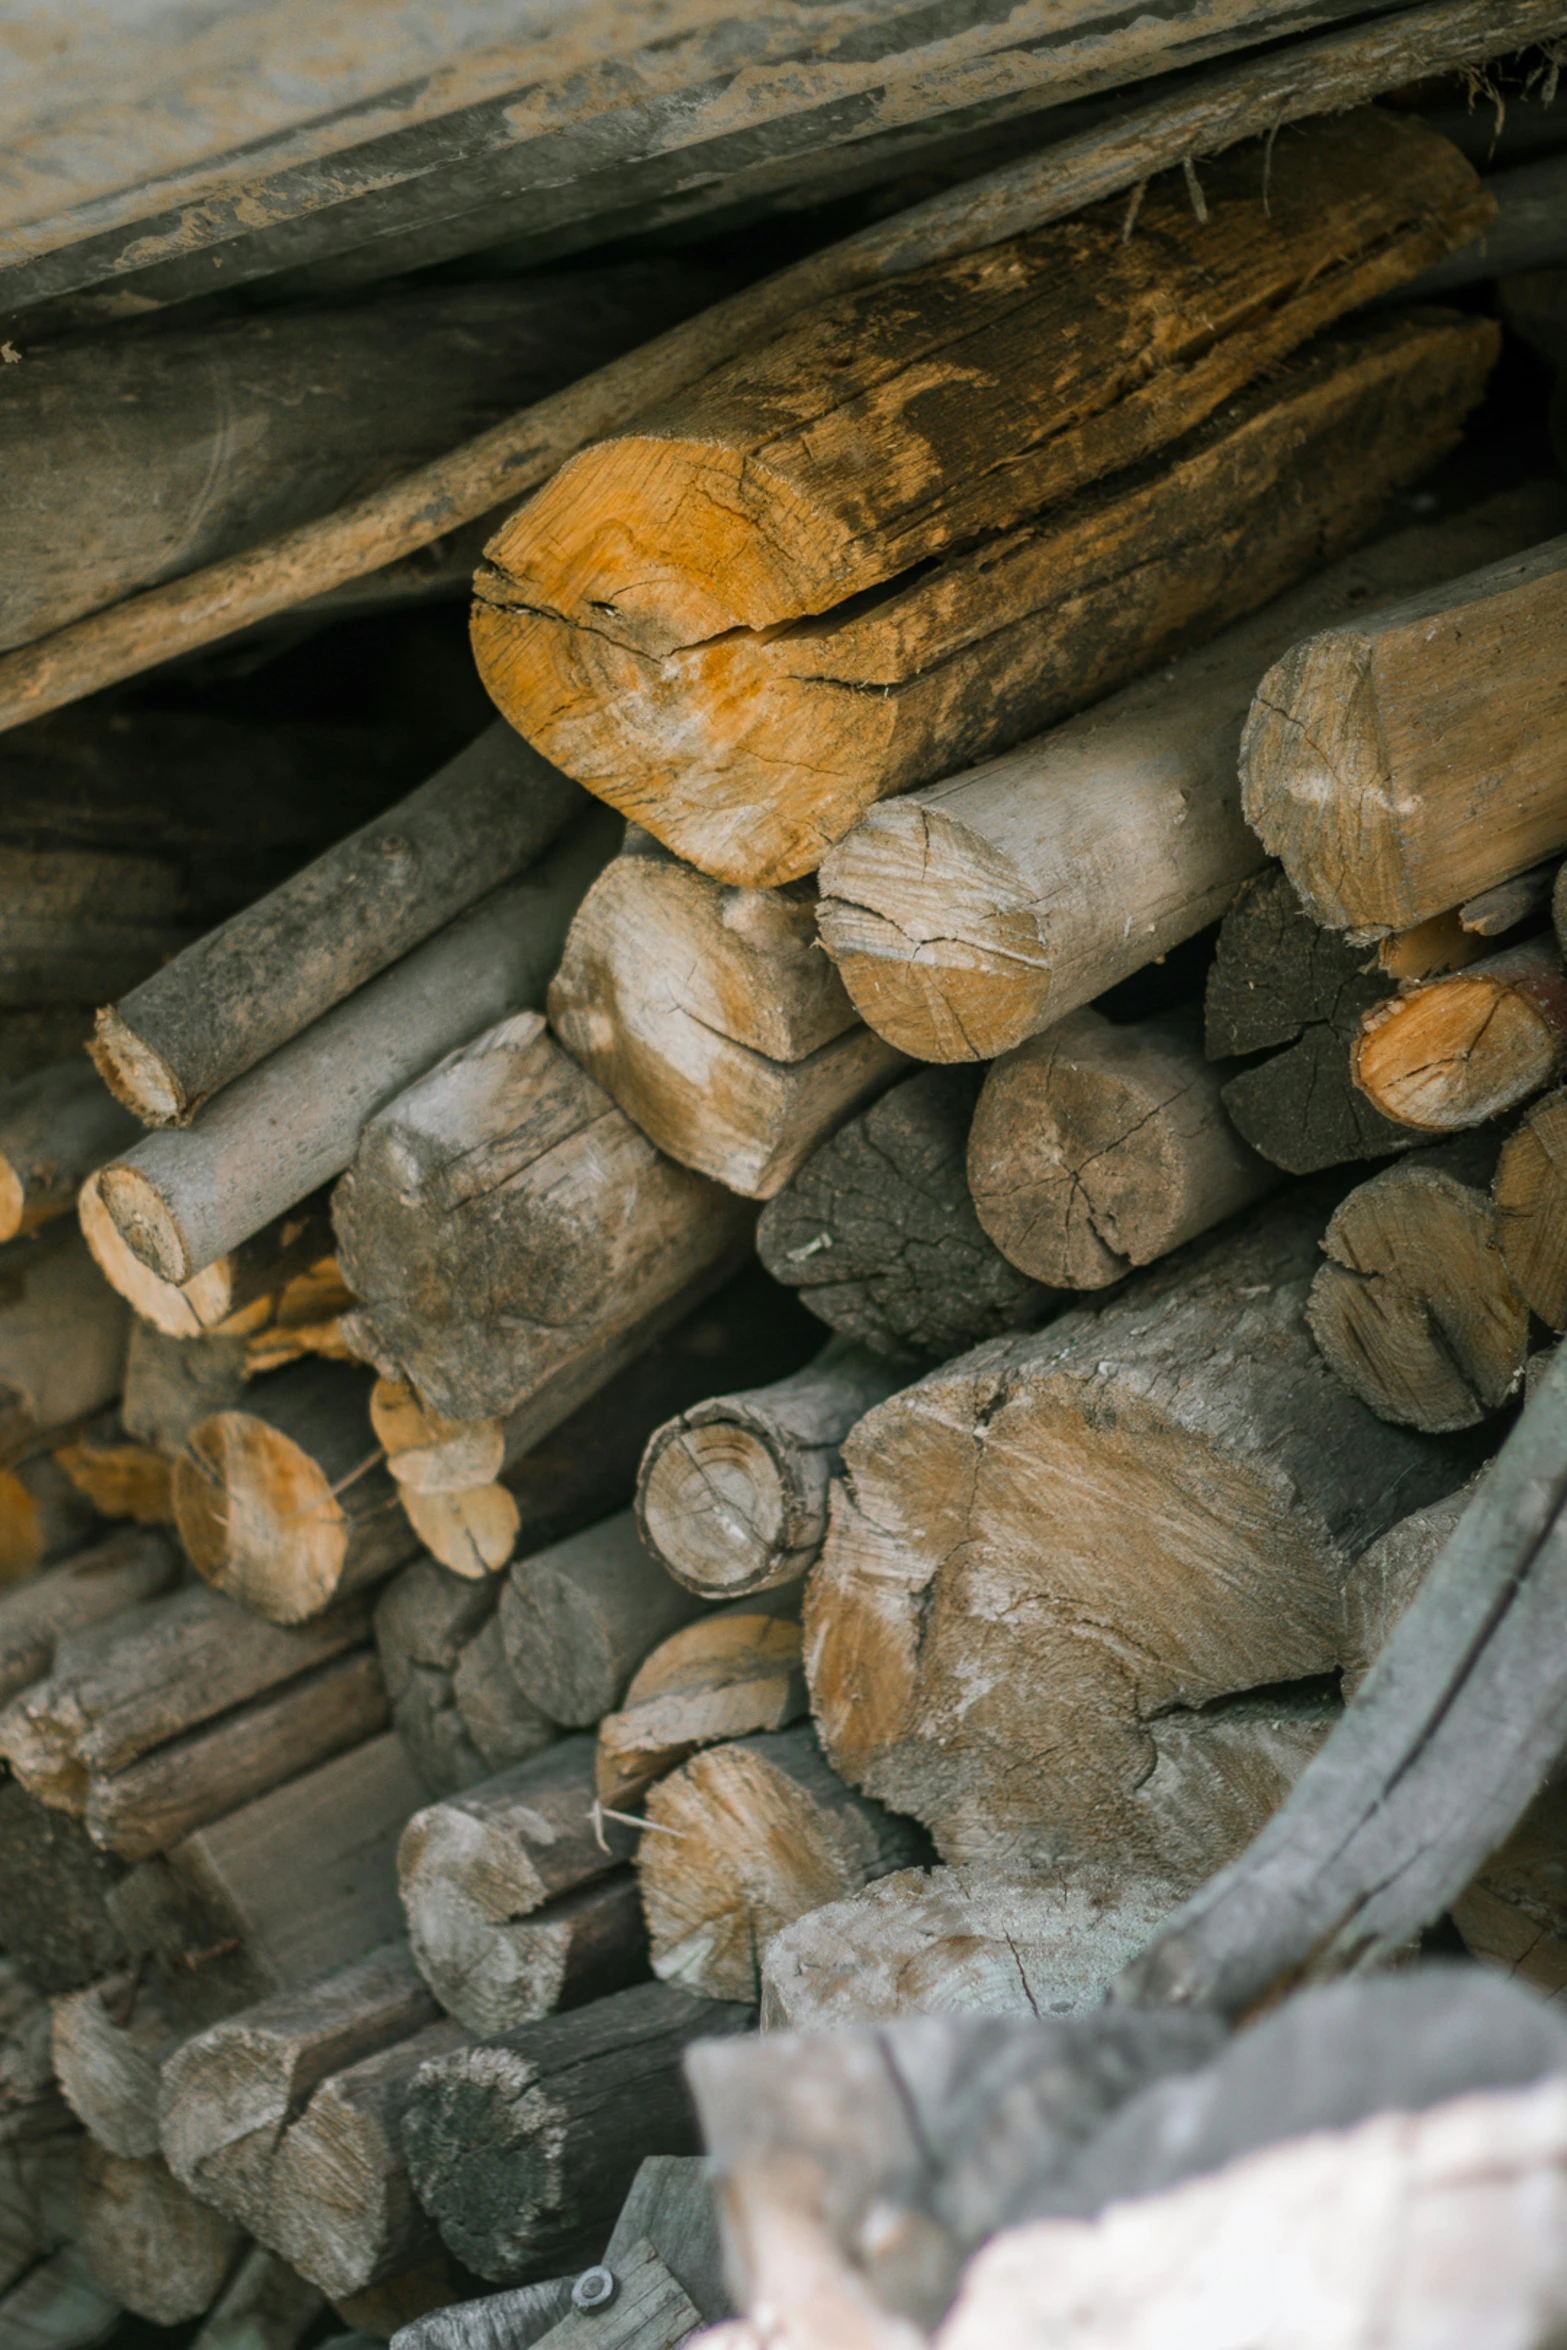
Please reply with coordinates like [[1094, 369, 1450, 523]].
[[967, 1007, 1277, 1288], [807, 1190, 1469, 1881], [160, 1942, 438, 2239], [336, 1009, 756, 1428], [397, 1737, 644, 2035], [0, 1223, 128, 1467], [0, 268, 727, 658], [477, 116, 1487, 888], [0, 1526, 178, 1705], [190, 2244, 323, 2350], [759, 1866, 1181, 2033], [0, 1581, 372, 1814], [97, 812, 618, 1288], [451, 1616, 558, 1779], [1495, 1084, 1567, 1327], [401, 1982, 754, 2284], [96, 725, 584, 1129], [374, 1561, 502, 1797], [546, 837, 904, 1194], [814, 478, 1558, 1069], [1243, 532, 1567, 932], [757, 1068, 1057, 1361], [498, 1511, 706, 1731], [0, 1063, 136, 1244], [596, 1603, 808, 1812], [1354, 935, 1567, 1131], [636, 1340, 902, 1598], [121, 1324, 249, 1453], [174, 1361, 417, 1624], [1307, 1140, 1529, 1430], [81, 1179, 341, 1344], [638, 1724, 927, 2004], [0, 1456, 101, 1588], [0, 843, 190, 1008], [1338, 1485, 1475, 1702], [111, 1734, 426, 2013], [0, 1960, 59, 2148], [0, 2244, 121, 2349], [52, 1970, 204, 2159], [77, 2142, 242, 2325], [0, 1780, 129, 1995], [52, 1414, 173, 1528]]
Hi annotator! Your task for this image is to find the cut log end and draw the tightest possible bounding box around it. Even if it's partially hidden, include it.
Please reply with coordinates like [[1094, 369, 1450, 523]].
[[638, 1423, 792, 1598], [79, 1169, 208, 1336], [401, 1484, 521, 1578], [91, 1007, 183, 1128], [174, 1410, 346, 1625], [1356, 971, 1565, 1130], [94, 1160, 190, 1285]]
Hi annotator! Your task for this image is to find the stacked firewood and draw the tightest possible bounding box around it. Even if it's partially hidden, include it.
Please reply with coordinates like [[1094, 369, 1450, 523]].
[[4, 8, 1567, 2347]]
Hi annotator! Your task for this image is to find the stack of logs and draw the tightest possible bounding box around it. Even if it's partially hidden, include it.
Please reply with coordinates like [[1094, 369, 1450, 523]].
[[3, 53, 1567, 2350]]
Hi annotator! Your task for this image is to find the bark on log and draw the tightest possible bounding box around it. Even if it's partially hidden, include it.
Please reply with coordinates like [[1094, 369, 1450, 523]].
[[451, 1617, 558, 1781], [807, 1190, 1470, 1881], [638, 1723, 927, 2005], [596, 1602, 808, 1812], [374, 1561, 503, 1797], [397, 1737, 643, 2035], [0, 1063, 136, 1244], [190, 2244, 323, 2350], [112, 1734, 425, 2014], [160, 1943, 437, 2240], [401, 1982, 753, 2284], [1354, 935, 1567, 1130], [96, 724, 585, 1128], [636, 1340, 901, 1598], [477, 117, 1487, 888], [336, 1010, 756, 1429], [389, 2278, 575, 2350], [759, 1866, 1182, 2033], [0, 1780, 129, 1995], [1496, 1084, 1567, 1327], [52, 1970, 204, 2159], [757, 1069, 1056, 1361], [1243, 532, 1567, 931], [814, 476, 1555, 1066], [498, 1512, 706, 1731], [0, 1526, 178, 1705], [175, 1361, 417, 1624], [546, 839, 904, 1194], [80, 1177, 342, 1345], [121, 1325, 248, 1454], [1307, 1139, 1529, 1430], [0, 0, 1547, 728], [97, 811, 618, 1287], [77, 2143, 242, 2326], [967, 1007, 1276, 1288], [0, 1222, 128, 1467]]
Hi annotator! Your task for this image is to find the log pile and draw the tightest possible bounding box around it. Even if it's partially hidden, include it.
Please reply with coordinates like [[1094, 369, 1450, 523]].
[[5, 15, 1567, 2346]]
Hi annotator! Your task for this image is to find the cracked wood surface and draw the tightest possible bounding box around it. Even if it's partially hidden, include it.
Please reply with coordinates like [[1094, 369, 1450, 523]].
[[967, 1005, 1276, 1290], [497, 1510, 706, 1729], [596, 1596, 808, 1808], [1354, 933, 1567, 1131]]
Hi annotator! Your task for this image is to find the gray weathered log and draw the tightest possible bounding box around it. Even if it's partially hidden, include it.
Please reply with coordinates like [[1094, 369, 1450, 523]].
[[757, 1069, 1057, 1361], [451, 1615, 558, 1780], [1496, 1082, 1567, 1330], [498, 1512, 707, 1730], [120, 1325, 248, 1453], [0, 1779, 128, 1994], [0, 1062, 135, 1243], [97, 812, 618, 1285], [0, 1526, 179, 1706], [402, 1982, 754, 2284], [389, 2277, 575, 2350], [0, 1221, 129, 1464], [594, 1596, 807, 1813], [375, 1560, 502, 1796], [190, 2243, 323, 2350], [77, 2142, 243, 2326], [52, 1970, 204, 2159], [95, 724, 584, 1127], [0, 2243, 121, 2349]]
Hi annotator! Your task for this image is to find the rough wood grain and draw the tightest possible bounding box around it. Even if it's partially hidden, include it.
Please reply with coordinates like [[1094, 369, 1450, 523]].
[[1354, 934, 1567, 1130], [546, 838, 905, 1195], [396, 1737, 642, 2035], [0, 1526, 178, 1705], [335, 1010, 755, 1428], [190, 2244, 323, 2350], [0, 1062, 135, 1243], [1308, 1139, 1529, 1430], [77, 2143, 242, 2325], [808, 1190, 1470, 1881], [636, 1340, 901, 1598], [175, 1361, 416, 1625], [52, 1970, 205, 2159], [401, 1981, 753, 2284], [451, 1615, 558, 1780], [121, 1325, 248, 1455], [596, 1599, 808, 1809], [639, 1723, 927, 2004], [968, 1006, 1276, 1288], [497, 1511, 706, 1731], [0, 1221, 128, 1469], [757, 1068, 1056, 1361], [1496, 1083, 1567, 1326], [80, 1178, 343, 1345], [98, 813, 618, 1286], [374, 1560, 503, 1797], [815, 478, 1558, 1064], [0, 1779, 129, 1995]]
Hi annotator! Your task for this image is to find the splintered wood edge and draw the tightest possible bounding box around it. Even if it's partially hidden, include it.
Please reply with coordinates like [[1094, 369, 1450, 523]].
[[640, 1422, 788, 1595], [91, 1005, 186, 1127], [77, 1170, 223, 1336], [173, 1410, 348, 1623]]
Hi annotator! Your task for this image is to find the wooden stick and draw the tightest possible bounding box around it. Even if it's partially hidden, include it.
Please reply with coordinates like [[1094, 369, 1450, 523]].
[[808, 1190, 1470, 1884], [397, 1737, 643, 2036], [478, 117, 1487, 888], [967, 1007, 1276, 1288], [0, 0, 1551, 731], [636, 1340, 900, 1597], [757, 1068, 1057, 1361], [639, 1724, 927, 2004], [546, 837, 905, 1194], [174, 1361, 416, 1625], [1243, 532, 1567, 931], [401, 1982, 753, 2285], [98, 812, 617, 1286], [95, 724, 584, 1128], [497, 1510, 706, 1730], [1495, 1084, 1567, 1327], [335, 1010, 755, 1427], [120, 1326, 248, 1458], [1307, 1139, 1530, 1431], [596, 1601, 808, 1813], [77, 2143, 242, 2326], [1354, 935, 1567, 1131], [160, 1943, 438, 2240], [0, 1063, 136, 1244], [816, 477, 1560, 1063], [0, 1526, 178, 1706]]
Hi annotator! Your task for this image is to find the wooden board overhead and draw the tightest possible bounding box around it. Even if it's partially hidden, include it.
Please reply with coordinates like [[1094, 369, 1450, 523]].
[[0, 0, 1437, 336]]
